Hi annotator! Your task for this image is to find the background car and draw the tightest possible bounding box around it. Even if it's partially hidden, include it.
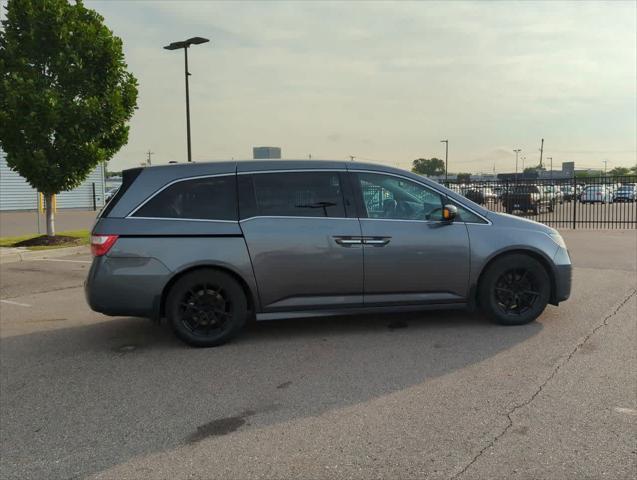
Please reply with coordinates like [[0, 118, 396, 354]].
[[464, 188, 491, 205], [613, 184, 637, 202], [502, 185, 553, 214], [560, 185, 577, 202], [580, 185, 613, 203], [542, 185, 563, 205], [104, 186, 120, 202]]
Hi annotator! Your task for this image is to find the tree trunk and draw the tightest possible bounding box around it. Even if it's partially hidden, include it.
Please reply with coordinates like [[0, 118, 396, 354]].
[[45, 193, 55, 237]]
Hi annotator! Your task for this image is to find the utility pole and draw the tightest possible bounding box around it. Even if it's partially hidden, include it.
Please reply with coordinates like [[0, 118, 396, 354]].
[[539, 138, 544, 169], [547, 157, 553, 179], [603, 160, 608, 174], [513, 149, 522, 180], [308, 154, 312, 160], [146, 149, 154, 166], [441, 139, 449, 181], [521, 156, 526, 171]]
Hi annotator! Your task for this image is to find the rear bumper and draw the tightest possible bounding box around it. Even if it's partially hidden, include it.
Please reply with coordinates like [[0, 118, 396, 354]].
[[84, 255, 169, 319]]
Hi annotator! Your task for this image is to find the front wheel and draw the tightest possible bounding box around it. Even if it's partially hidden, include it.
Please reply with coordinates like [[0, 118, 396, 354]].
[[478, 254, 551, 325], [166, 269, 248, 347]]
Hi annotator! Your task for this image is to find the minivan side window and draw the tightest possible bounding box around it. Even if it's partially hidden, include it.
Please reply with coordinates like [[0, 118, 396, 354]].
[[246, 172, 346, 218], [132, 176, 237, 220], [356, 172, 444, 221]]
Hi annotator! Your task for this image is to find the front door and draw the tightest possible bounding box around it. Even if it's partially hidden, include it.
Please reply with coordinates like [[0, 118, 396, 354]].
[[239, 170, 363, 311], [351, 171, 471, 305]]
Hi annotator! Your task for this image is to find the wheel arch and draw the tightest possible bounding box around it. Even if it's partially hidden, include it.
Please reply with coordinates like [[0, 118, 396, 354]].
[[158, 264, 257, 320], [473, 248, 558, 307]]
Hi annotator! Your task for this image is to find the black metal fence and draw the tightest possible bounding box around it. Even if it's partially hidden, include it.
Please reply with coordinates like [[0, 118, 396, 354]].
[[441, 176, 637, 229]]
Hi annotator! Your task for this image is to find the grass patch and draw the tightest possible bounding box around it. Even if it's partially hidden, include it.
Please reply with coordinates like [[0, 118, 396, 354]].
[[0, 229, 90, 250]]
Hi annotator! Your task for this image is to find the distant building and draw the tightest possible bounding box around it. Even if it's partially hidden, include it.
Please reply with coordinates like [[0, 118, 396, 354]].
[[497, 161, 577, 181], [253, 146, 281, 159], [0, 147, 106, 211]]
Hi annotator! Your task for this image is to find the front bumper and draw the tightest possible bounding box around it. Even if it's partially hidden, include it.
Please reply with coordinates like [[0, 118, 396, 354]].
[[553, 264, 572, 304], [551, 246, 572, 305]]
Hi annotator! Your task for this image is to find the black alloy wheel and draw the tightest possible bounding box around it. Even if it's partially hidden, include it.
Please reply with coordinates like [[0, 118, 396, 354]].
[[493, 268, 540, 315], [179, 283, 232, 336], [167, 269, 248, 347], [479, 254, 551, 325]]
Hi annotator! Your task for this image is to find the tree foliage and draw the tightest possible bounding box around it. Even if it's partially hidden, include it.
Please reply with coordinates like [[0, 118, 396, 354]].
[[411, 158, 445, 176], [0, 0, 138, 234], [456, 172, 471, 183], [607, 166, 630, 176]]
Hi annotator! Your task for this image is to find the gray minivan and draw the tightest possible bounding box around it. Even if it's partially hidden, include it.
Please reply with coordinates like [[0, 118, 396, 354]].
[[86, 160, 571, 347]]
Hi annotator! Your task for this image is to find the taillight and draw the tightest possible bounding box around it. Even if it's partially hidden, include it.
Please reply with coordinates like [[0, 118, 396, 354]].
[[90, 234, 119, 256]]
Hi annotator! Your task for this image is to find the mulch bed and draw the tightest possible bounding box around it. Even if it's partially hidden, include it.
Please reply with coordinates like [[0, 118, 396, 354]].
[[12, 235, 82, 247]]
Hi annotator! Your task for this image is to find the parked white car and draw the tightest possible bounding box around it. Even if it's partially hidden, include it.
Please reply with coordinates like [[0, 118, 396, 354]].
[[580, 185, 613, 204]]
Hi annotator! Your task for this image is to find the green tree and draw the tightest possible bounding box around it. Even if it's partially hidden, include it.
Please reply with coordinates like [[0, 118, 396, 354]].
[[0, 0, 138, 236], [411, 158, 445, 176], [456, 172, 471, 183], [608, 166, 629, 176]]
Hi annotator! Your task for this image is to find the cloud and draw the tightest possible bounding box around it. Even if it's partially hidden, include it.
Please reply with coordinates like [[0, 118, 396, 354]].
[[81, 0, 636, 171]]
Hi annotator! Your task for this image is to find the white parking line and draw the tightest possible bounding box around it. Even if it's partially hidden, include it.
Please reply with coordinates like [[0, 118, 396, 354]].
[[0, 299, 32, 307], [33, 259, 92, 264]]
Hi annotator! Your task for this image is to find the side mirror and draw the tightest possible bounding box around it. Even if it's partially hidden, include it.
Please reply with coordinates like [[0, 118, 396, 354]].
[[442, 204, 458, 221]]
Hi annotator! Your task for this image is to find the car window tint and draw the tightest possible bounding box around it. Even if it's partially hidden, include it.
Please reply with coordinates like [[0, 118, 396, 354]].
[[133, 176, 237, 220], [251, 172, 346, 218], [357, 172, 444, 221]]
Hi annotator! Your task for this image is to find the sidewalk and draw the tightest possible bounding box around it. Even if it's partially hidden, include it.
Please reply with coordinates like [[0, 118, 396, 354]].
[[0, 210, 98, 237], [0, 245, 90, 264]]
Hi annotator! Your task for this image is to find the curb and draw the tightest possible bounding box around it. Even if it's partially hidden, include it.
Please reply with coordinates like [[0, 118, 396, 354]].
[[0, 245, 90, 264]]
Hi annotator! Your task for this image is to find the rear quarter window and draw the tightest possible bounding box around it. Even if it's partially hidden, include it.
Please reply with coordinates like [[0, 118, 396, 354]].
[[132, 175, 237, 221]]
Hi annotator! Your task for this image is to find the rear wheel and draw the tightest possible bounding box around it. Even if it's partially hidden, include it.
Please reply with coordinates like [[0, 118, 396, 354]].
[[478, 254, 550, 325], [166, 269, 248, 347]]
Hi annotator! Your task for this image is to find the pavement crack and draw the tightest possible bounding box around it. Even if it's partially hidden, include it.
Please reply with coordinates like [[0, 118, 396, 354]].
[[451, 288, 637, 479]]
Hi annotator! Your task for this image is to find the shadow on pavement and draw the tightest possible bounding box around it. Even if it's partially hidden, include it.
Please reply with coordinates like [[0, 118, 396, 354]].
[[1, 310, 542, 479]]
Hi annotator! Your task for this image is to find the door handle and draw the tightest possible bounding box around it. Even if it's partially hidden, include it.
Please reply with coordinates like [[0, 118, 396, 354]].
[[333, 236, 362, 246], [363, 237, 391, 246]]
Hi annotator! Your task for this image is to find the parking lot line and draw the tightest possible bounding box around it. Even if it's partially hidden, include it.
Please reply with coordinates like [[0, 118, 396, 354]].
[[32, 258, 92, 264], [0, 299, 32, 307]]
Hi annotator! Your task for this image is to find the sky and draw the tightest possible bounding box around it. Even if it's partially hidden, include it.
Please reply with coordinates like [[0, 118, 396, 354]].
[[74, 1, 637, 173]]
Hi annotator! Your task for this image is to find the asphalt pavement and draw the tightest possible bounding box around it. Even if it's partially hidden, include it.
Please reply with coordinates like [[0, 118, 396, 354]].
[[0, 230, 635, 479]]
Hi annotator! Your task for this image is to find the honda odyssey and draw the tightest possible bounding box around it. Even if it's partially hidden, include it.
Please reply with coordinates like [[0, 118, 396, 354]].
[[85, 160, 571, 347]]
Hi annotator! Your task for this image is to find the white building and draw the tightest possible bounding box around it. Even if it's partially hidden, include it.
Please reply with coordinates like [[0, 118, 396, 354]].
[[0, 147, 106, 211]]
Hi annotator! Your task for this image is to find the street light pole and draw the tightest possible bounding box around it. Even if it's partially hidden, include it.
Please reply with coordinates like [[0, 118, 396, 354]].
[[513, 149, 521, 180], [164, 37, 210, 163], [441, 140, 448, 181], [183, 46, 192, 164]]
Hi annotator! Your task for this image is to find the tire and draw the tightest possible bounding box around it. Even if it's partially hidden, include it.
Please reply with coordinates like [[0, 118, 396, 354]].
[[478, 254, 551, 326], [166, 269, 248, 347]]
